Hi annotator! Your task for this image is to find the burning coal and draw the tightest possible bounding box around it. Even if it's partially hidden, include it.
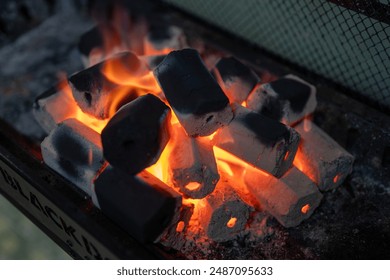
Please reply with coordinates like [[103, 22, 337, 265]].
[[33, 15, 354, 251]]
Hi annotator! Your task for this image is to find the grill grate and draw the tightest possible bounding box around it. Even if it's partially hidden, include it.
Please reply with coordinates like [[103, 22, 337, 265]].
[[164, 0, 390, 111]]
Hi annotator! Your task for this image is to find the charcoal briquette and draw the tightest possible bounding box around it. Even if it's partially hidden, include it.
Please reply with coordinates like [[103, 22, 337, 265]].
[[33, 85, 79, 134], [154, 48, 233, 137], [101, 94, 171, 174], [247, 74, 317, 125], [168, 124, 219, 199], [68, 51, 150, 119], [294, 121, 354, 191], [144, 25, 187, 55], [94, 166, 182, 243], [197, 176, 251, 242], [159, 203, 194, 250], [78, 25, 127, 67], [41, 118, 105, 196], [213, 57, 260, 103], [244, 166, 323, 227], [140, 54, 167, 70], [214, 104, 300, 178]]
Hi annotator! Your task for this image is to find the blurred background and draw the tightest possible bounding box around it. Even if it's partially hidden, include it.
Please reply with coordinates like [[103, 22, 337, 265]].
[[0, 195, 71, 259]]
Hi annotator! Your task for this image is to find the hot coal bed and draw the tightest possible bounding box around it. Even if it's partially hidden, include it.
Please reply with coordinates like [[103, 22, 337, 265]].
[[0, 0, 389, 260]]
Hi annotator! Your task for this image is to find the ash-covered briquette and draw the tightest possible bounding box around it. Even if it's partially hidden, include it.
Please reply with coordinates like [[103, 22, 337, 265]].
[[33, 85, 78, 134], [154, 48, 233, 137], [41, 118, 105, 196], [200, 49, 224, 71], [213, 57, 260, 104], [294, 121, 354, 192], [94, 166, 182, 243], [101, 94, 171, 175], [197, 177, 251, 242], [168, 124, 219, 199], [247, 74, 317, 125], [78, 26, 103, 67], [244, 166, 323, 227], [68, 51, 149, 119], [78, 25, 126, 67], [214, 104, 300, 178], [144, 25, 187, 55], [140, 54, 167, 70], [78, 26, 103, 57], [160, 203, 194, 250]]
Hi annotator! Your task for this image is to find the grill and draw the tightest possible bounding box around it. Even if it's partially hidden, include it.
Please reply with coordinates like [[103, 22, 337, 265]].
[[0, 0, 389, 259]]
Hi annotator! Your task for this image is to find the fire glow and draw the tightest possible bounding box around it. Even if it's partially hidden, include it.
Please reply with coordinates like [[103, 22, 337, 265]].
[[59, 49, 319, 240], [35, 12, 354, 249], [56, 80, 109, 134]]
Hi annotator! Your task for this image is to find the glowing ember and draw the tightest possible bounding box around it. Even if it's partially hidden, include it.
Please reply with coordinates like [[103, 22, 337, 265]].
[[301, 204, 311, 214], [293, 152, 317, 184], [102, 62, 159, 92], [170, 111, 180, 125], [145, 135, 173, 183], [333, 174, 341, 183], [144, 46, 174, 56], [217, 160, 234, 177], [284, 151, 290, 161], [227, 217, 237, 228], [185, 182, 202, 191], [58, 81, 108, 133], [176, 221, 185, 232], [294, 121, 354, 192], [36, 18, 354, 249], [214, 146, 250, 170]]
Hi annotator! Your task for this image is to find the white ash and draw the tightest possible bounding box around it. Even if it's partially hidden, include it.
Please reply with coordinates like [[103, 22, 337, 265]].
[[168, 124, 220, 199], [41, 118, 105, 196]]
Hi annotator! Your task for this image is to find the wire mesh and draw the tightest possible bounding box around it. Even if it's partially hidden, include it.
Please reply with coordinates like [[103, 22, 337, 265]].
[[165, 0, 390, 111]]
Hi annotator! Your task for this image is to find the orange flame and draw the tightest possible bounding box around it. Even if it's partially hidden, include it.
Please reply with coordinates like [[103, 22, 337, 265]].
[[213, 146, 263, 209], [199, 131, 217, 142], [213, 146, 270, 179], [170, 110, 179, 125], [101, 55, 160, 92], [58, 12, 323, 239], [293, 149, 317, 184], [217, 161, 234, 177], [57, 80, 108, 134], [88, 25, 124, 67], [144, 45, 174, 56], [145, 125, 175, 183]]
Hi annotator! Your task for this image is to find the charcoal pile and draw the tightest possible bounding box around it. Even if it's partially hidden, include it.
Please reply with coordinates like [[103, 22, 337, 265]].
[[33, 19, 355, 255]]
